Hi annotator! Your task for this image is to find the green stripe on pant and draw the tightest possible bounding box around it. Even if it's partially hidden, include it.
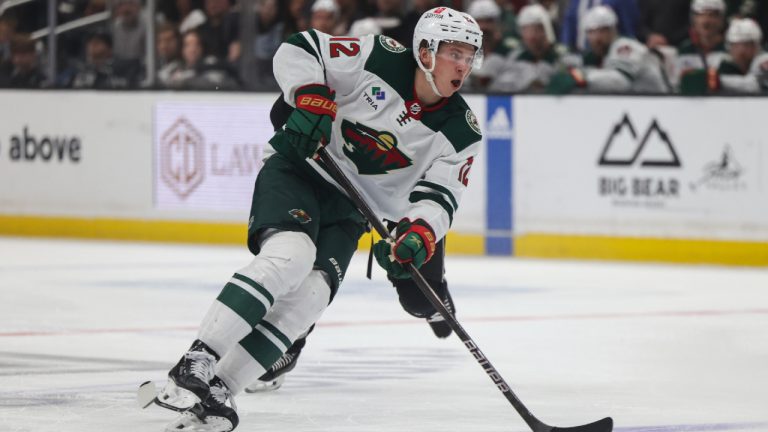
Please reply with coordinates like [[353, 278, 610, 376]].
[[217, 282, 269, 327], [239, 327, 286, 369]]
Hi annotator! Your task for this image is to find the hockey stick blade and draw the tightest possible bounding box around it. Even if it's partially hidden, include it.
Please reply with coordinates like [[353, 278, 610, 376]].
[[551, 417, 613, 432], [317, 148, 613, 432], [137, 380, 158, 409]]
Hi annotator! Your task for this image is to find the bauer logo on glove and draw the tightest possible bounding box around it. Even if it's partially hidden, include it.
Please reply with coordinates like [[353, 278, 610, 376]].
[[273, 84, 338, 160], [373, 218, 436, 279]]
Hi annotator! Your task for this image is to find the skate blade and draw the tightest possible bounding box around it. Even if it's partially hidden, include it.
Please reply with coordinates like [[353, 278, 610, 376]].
[[139, 379, 200, 412], [155, 379, 201, 412], [165, 411, 234, 432], [243, 375, 285, 393]]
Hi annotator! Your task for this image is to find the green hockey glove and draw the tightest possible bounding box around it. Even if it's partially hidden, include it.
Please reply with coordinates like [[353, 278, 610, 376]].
[[546, 67, 586, 95], [680, 68, 720, 95], [279, 84, 337, 159], [373, 219, 436, 279]]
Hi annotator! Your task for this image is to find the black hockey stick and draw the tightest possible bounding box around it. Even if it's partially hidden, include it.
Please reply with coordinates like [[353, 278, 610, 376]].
[[317, 147, 612, 432]]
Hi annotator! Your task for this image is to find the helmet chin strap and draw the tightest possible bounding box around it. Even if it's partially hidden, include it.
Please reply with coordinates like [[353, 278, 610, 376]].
[[417, 50, 444, 98]]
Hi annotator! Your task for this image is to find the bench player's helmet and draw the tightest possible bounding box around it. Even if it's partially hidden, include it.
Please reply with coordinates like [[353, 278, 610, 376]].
[[726, 18, 762, 45], [412, 7, 484, 97]]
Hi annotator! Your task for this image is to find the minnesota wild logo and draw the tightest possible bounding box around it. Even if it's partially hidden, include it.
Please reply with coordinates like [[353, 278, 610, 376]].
[[289, 209, 312, 224], [341, 119, 412, 174]]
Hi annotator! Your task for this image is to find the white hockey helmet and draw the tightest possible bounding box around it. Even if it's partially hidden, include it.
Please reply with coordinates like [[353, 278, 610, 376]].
[[583, 5, 618, 31], [412, 7, 484, 96], [517, 4, 555, 44], [691, 0, 725, 14], [727, 18, 763, 44], [467, 0, 501, 21]]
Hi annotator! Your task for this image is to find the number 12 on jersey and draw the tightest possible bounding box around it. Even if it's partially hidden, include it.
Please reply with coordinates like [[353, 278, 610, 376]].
[[329, 37, 360, 58]]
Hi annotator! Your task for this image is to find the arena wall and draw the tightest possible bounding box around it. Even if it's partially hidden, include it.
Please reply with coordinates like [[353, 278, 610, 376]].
[[1, 90, 766, 265]]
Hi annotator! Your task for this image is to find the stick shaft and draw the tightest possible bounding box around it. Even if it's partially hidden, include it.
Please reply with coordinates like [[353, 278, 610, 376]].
[[317, 148, 549, 432]]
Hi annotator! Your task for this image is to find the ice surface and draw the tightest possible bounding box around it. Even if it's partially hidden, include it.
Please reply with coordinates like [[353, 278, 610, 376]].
[[0, 237, 767, 432]]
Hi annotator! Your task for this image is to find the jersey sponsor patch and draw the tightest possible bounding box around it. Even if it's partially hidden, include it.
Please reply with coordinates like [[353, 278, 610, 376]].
[[380, 35, 406, 53], [341, 119, 412, 174], [465, 110, 481, 135]]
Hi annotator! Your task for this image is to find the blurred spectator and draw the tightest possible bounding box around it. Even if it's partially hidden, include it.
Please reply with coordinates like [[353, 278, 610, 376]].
[[639, 0, 691, 49], [0, 15, 16, 68], [251, 0, 284, 89], [561, 0, 640, 51], [84, 0, 108, 16], [111, 0, 146, 63], [401, 0, 440, 44], [348, 17, 382, 37], [350, 0, 408, 44], [310, 0, 340, 35], [532, 0, 568, 39], [335, 0, 368, 35], [496, 0, 519, 40], [197, 0, 240, 62], [70, 31, 141, 88], [156, 23, 181, 68], [717, 18, 768, 93], [157, 0, 205, 30], [677, 0, 728, 95], [548, 5, 667, 94], [0, 34, 45, 88], [286, 0, 310, 35], [490, 4, 566, 92], [467, 0, 510, 90], [158, 29, 239, 89], [728, 0, 768, 40]]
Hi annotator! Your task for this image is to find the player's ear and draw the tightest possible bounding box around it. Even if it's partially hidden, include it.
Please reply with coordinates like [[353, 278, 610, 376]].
[[419, 47, 433, 69]]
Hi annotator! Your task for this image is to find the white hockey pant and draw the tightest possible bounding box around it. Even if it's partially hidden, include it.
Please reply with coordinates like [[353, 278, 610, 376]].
[[196, 230, 331, 394]]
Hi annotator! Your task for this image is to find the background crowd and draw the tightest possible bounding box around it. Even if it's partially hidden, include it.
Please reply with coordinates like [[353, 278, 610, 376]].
[[1, 0, 766, 94]]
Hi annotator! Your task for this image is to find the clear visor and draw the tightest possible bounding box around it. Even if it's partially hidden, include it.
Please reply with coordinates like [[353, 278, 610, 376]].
[[433, 40, 484, 70]]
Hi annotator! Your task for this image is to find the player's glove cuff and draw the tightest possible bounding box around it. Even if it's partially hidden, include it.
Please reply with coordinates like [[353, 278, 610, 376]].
[[294, 84, 337, 120]]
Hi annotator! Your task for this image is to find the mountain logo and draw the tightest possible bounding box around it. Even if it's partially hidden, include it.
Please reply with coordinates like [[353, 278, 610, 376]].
[[341, 119, 412, 174], [598, 114, 681, 167]]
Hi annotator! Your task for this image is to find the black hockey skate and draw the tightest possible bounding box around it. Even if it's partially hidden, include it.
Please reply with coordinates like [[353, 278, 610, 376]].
[[244, 341, 303, 393], [156, 340, 219, 412], [165, 376, 239, 432], [426, 289, 456, 339], [243, 326, 312, 393]]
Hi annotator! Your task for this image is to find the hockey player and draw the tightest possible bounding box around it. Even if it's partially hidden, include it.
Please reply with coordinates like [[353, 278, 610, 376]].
[[242, 93, 459, 394], [151, 7, 483, 432], [489, 4, 568, 93], [677, 0, 728, 94], [716, 18, 768, 94], [546, 5, 668, 94]]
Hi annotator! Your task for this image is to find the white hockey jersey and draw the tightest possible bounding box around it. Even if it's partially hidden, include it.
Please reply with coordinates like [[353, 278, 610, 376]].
[[271, 30, 482, 241], [719, 52, 768, 94], [581, 37, 669, 93]]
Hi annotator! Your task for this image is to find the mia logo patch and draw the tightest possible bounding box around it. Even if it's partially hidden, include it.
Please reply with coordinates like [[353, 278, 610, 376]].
[[341, 119, 412, 174], [465, 110, 481, 135], [379, 35, 406, 53], [289, 209, 312, 224]]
